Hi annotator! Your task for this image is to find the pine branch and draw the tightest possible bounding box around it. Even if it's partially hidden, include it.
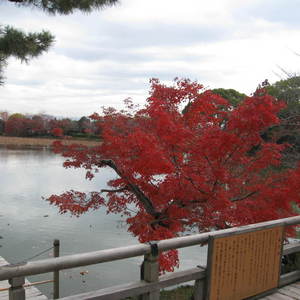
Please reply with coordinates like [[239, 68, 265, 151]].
[[0, 26, 54, 84], [0, 26, 54, 62], [7, 0, 119, 15]]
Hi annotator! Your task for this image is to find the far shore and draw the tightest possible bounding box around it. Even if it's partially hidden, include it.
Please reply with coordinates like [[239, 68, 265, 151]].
[[0, 136, 101, 148]]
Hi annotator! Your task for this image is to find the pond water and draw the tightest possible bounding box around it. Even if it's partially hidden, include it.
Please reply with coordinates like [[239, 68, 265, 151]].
[[0, 147, 207, 298]]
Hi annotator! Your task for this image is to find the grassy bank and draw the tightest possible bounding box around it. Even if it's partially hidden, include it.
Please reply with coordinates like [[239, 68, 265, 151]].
[[156, 286, 194, 300], [0, 136, 101, 148], [125, 285, 194, 300]]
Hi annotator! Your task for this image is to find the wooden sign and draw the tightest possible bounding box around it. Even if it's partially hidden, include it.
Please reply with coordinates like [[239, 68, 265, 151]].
[[206, 226, 284, 300]]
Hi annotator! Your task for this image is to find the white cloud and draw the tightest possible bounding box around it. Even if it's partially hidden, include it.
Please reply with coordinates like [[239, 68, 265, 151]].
[[104, 0, 231, 25], [1, 0, 300, 117]]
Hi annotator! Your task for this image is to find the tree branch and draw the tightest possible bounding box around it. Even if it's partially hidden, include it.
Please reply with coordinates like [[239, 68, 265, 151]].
[[231, 190, 258, 202], [101, 187, 128, 193], [100, 159, 161, 218], [183, 175, 208, 195]]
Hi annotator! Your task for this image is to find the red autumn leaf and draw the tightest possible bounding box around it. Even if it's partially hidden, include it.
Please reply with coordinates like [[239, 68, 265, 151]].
[[47, 78, 300, 273]]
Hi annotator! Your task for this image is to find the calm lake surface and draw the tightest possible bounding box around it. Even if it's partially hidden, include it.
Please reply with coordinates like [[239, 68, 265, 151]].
[[0, 147, 207, 298]]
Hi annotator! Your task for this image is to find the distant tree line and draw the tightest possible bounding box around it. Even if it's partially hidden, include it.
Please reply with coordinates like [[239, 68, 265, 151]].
[[0, 112, 102, 139], [1, 76, 300, 151]]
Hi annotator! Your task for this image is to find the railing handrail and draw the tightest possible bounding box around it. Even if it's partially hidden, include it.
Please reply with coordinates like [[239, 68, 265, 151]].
[[0, 215, 299, 281]]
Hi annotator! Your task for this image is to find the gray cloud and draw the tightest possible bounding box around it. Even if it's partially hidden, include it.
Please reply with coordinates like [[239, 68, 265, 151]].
[[90, 22, 231, 48], [234, 0, 300, 27], [9, 79, 45, 87], [55, 45, 211, 63]]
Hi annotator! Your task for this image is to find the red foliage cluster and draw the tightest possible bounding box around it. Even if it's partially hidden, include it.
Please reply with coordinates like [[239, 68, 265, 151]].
[[1, 113, 101, 138], [47, 78, 300, 272], [51, 127, 64, 137]]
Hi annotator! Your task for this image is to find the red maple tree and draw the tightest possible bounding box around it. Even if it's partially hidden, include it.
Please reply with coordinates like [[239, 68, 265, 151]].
[[47, 79, 300, 272], [51, 127, 64, 137]]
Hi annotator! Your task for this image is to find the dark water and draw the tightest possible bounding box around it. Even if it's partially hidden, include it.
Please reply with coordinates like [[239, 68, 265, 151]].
[[0, 148, 207, 298]]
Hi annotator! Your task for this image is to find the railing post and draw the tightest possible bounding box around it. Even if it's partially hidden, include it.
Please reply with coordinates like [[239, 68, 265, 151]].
[[8, 277, 25, 300], [53, 239, 60, 299], [193, 279, 205, 300], [141, 242, 160, 300]]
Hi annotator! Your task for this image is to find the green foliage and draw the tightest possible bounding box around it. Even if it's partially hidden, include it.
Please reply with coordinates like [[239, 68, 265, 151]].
[[8, 113, 26, 119], [0, 26, 53, 61], [266, 76, 300, 102], [263, 76, 300, 167], [282, 252, 300, 274], [160, 286, 194, 300], [8, 0, 119, 15], [211, 88, 246, 107], [0, 55, 6, 85], [266, 76, 300, 118], [71, 132, 99, 139], [0, 26, 54, 84], [182, 87, 246, 114], [0, 119, 4, 134]]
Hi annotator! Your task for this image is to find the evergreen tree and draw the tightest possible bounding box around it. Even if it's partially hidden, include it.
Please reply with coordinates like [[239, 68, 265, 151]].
[[266, 76, 300, 119], [182, 87, 246, 114], [1, 0, 119, 84], [211, 88, 246, 107], [264, 76, 300, 167], [7, 0, 119, 15], [0, 26, 54, 84]]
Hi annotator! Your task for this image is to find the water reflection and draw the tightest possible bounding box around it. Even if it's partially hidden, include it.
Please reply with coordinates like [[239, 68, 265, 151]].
[[0, 148, 207, 298]]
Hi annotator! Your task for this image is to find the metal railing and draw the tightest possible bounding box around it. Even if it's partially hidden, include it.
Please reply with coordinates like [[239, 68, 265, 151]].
[[1, 215, 300, 299]]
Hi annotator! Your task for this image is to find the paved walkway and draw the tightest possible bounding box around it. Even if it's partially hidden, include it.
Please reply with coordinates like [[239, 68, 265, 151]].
[[260, 281, 300, 299], [0, 256, 47, 300]]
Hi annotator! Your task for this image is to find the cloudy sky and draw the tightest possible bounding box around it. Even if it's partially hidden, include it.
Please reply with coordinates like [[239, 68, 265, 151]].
[[1, 0, 300, 118]]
